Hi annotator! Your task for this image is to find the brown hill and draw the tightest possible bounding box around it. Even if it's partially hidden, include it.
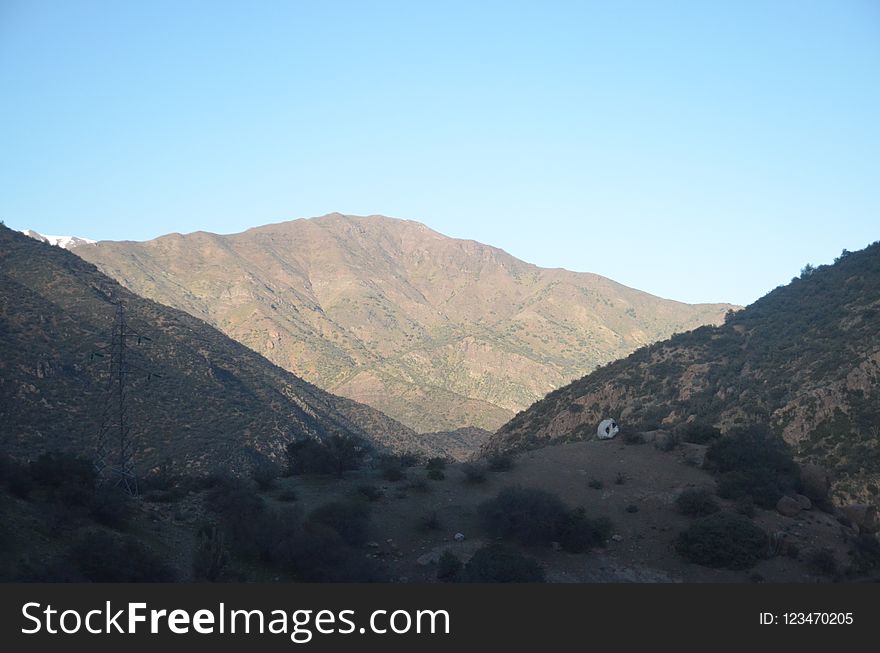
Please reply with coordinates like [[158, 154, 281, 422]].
[[0, 224, 429, 476], [73, 213, 735, 433], [485, 241, 880, 504]]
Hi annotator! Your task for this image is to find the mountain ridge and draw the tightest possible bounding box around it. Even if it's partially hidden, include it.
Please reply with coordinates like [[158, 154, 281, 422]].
[[72, 212, 737, 433], [484, 240, 880, 504]]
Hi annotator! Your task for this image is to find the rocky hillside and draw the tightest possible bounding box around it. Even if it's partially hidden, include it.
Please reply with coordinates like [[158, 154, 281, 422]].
[[486, 241, 880, 504], [73, 213, 735, 433], [0, 225, 430, 476]]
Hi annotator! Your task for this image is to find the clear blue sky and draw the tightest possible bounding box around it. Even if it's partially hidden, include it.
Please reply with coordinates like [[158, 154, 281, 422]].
[[1, 1, 878, 306]]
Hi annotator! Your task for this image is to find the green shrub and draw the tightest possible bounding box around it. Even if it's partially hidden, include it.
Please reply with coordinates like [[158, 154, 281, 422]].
[[478, 487, 608, 553], [464, 545, 544, 582], [427, 469, 445, 481], [436, 551, 463, 582], [192, 524, 229, 581], [479, 487, 568, 546], [849, 535, 880, 576], [251, 458, 281, 490], [90, 485, 135, 529], [706, 426, 800, 508], [622, 431, 645, 445], [307, 501, 370, 547], [614, 472, 626, 485], [462, 463, 487, 484], [487, 453, 514, 472], [808, 548, 838, 576], [675, 489, 721, 517], [66, 531, 176, 582], [735, 496, 756, 518], [679, 422, 722, 444], [356, 484, 383, 501], [278, 489, 298, 502], [675, 513, 767, 570], [588, 479, 603, 490], [625, 504, 639, 513], [286, 435, 367, 477], [426, 457, 447, 472], [555, 508, 612, 552]]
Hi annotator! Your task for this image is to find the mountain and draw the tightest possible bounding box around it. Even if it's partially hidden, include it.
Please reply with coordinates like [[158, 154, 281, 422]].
[[485, 241, 880, 504], [71, 213, 736, 433], [0, 224, 428, 476], [20, 229, 96, 250]]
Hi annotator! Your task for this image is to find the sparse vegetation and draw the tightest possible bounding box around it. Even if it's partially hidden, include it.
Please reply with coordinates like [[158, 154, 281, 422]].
[[675, 489, 721, 517], [478, 487, 609, 552], [464, 545, 545, 582], [286, 435, 368, 478], [487, 453, 515, 472], [675, 513, 767, 570], [307, 501, 370, 547], [192, 524, 229, 581], [807, 548, 838, 576], [705, 426, 800, 508], [462, 463, 488, 484]]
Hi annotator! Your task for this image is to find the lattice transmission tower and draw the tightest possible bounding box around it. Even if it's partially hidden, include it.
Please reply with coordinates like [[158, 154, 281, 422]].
[[92, 303, 158, 496]]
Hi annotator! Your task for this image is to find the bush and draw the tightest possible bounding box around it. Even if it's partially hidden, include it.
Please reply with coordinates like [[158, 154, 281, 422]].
[[675, 489, 721, 517], [478, 487, 608, 552], [426, 457, 447, 472], [286, 434, 367, 477], [464, 545, 544, 582], [65, 531, 176, 582], [408, 477, 431, 493], [251, 458, 281, 490], [90, 485, 136, 529], [487, 453, 514, 472], [679, 422, 722, 444], [427, 469, 445, 481], [705, 426, 800, 508], [204, 478, 266, 553], [735, 496, 756, 518], [30, 452, 95, 489], [614, 472, 626, 485], [356, 484, 383, 501], [588, 479, 603, 490], [622, 431, 645, 445], [555, 508, 612, 552], [307, 501, 370, 547], [436, 551, 463, 582], [808, 548, 838, 576], [462, 463, 487, 484], [625, 504, 639, 513], [849, 535, 880, 576], [675, 513, 767, 570], [278, 489, 298, 502], [479, 487, 568, 546], [192, 524, 229, 581]]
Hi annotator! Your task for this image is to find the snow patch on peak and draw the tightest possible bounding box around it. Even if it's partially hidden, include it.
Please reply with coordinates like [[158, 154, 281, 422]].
[[21, 229, 96, 250]]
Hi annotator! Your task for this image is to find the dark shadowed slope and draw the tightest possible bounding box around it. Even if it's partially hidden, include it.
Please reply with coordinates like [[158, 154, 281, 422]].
[[0, 225, 431, 476]]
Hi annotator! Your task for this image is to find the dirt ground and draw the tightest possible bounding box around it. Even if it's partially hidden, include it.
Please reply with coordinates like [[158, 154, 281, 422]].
[[264, 438, 855, 583]]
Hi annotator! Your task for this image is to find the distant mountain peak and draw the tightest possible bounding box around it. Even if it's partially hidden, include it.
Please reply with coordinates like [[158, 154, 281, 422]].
[[20, 229, 96, 250], [73, 213, 737, 434]]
